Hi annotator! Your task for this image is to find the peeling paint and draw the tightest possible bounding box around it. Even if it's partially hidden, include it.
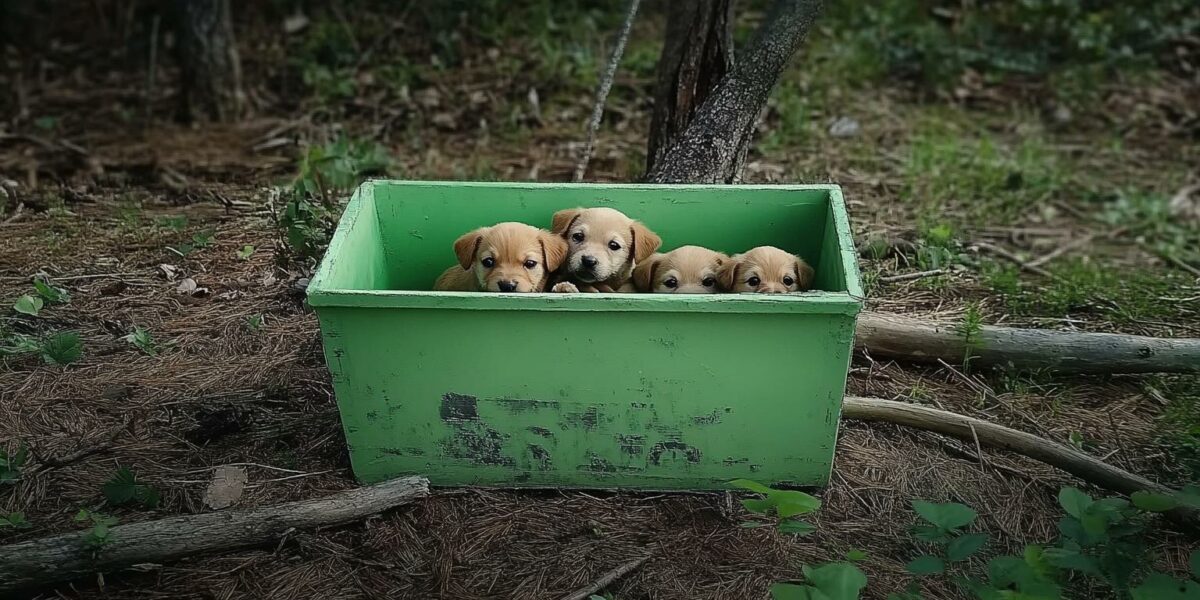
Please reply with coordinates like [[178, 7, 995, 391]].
[[441, 392, 478, 421], [649, 440, 701, 465], [691, 409, 722, 425], [529, 444, 552, 470], [579, 451, 617, 473], [617, 434, 645, 455], [528, 426, 554, 438]]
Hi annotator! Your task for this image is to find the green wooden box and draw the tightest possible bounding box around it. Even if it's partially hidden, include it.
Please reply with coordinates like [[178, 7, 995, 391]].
[[308, 181, 863, 489]]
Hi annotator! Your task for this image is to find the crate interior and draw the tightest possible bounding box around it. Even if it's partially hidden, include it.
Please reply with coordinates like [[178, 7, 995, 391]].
[[317, 182, 856, 295]]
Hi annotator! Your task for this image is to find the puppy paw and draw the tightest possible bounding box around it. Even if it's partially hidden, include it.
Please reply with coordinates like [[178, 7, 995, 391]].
[[551, 282, 580, 293]]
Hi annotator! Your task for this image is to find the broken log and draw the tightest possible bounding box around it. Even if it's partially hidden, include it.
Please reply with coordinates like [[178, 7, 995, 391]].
[[0, 476, 429, 594], [855, 312, 1200, 374]]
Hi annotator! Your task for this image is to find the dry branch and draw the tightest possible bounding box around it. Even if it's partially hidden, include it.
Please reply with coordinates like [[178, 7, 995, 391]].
[[842, 397, 1199, 529], [856, 312, 1200, 374], [574, 0, 641, 182], [559, 555, 650, 600], [0, 476, 429, 594]]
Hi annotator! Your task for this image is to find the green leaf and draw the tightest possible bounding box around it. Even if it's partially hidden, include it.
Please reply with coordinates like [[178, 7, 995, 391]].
[[33, 279, 69, 303], [1043, 547, 1101, 577], [246, 314, 264, 330], [742, 498, 774, 514], [912, 500, 977, 530], [0, 511, 29, 528], [1132, 491, 1179, 513], [946, 532, 988, 561], [1057, 487, 1093, 519], [912, 524, 949, 543], [804, 562, 867, 600], [778, 519, 817, 536], [906, 556, 946, 575], [13, 294, 43, 316], [1191, 549, 1200, 580], [41, 331, 82, 365], [845, 549, 868, 562], [236, 245, 256, 260], [770, 583, 827, 600], [774, 490, 821, 518], [74, 509, 91, 522], [729, 479, 773, 494], [1132, 573, 1200, 600], [137, 485, 161, 509], [103, 467, 137, 504]]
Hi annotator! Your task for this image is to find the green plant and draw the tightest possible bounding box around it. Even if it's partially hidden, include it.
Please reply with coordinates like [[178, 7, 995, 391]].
[[246, 314, 265, 331], [123, 327, 162, 356], [102, 467, 160, 508], [236, 245, 256, 260], [74, 509, 118, 551], [12, 294, 42, 316], [1, 442, 29, 484], [155, 215, 188, 231], [906, 500, 988, 576], [33, 279, 69, 304], [0, 511, 29, 529], [40, 331, 82, 365], [731, 479, 821, 536], [956, 303, 985, 368], [772, 562, 868, 600]]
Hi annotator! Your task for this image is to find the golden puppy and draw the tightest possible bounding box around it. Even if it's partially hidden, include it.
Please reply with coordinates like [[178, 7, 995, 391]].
[[549, 207, 661, 293], [632, 245, 729, 293], [718, 246, 815, 294], [434, 222, 567, 292]]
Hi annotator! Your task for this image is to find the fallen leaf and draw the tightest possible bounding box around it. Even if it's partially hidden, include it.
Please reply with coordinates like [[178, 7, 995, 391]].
[[216, 290, 242, 301], [176, 278, 197, 295], [203, 465, 248, 510], [158, 264, 179, 281]]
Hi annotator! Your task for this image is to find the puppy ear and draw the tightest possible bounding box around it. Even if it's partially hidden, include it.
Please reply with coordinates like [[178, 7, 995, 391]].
[[794, 256, 815, 290], [453, 228, 485, 270], [629, 222, 662, 262], [717, 255, 741, 291], [632, 253, 662, 292], [538, 231, 569, 273], [551, 208, 583, 236]]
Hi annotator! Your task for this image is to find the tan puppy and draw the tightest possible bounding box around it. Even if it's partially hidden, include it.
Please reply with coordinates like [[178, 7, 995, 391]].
[[434, 222, 567, 292], [718, 246, 815, 294], [549, 207, 661, 293], [633, 246, 729, 293]]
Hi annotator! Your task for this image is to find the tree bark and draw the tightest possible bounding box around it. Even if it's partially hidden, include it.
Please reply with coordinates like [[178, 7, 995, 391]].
[[645, 0, 734, 175], [646, 0, 823, 183], [842, 397, 1199, 530], [856, 312, 1200, 374], [172, 0, 244, 122], [0, 476, 429, 594]]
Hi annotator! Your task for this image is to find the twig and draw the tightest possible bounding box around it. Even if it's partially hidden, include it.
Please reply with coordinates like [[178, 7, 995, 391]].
[[878, 269, 946, 283], [968, 423, 986, 472], [559, 555, 651, 600], [573, 0, 641, 183], [1139, 240, 1200, 278], [971, 241, 1055, 278], [34, 416, 132, 471], [1025, 234, 1095, 268]]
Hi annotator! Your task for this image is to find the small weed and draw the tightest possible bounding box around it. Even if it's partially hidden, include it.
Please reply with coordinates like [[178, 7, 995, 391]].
[[33, 278, 70, 304], [12, 294, 42, 316], [246, 314, 265, 331], [123, 327, 163, 356], [1099, 191, 1200, 267], [74, 509, 119, 552], [0, 511, 29, 529], [1, 442, 29, 484], [956, 302, 985, 369], [731, 479, 821, 536], [40, 331, 83, 365], [1155, 377, 1200, 481], [236, 245, 256, 260], [984, 259, 1183, 322], [771, 562, 868, 600], [102, 467, 160, 508], [155, 215, 189, 231]]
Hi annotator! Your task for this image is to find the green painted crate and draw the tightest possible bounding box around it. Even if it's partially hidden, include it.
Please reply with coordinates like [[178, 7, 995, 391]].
[[308, 181, 863, 489]]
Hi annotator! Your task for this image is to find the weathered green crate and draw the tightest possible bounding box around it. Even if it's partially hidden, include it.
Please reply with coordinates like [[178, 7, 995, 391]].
[[308, 181, 863, 489]]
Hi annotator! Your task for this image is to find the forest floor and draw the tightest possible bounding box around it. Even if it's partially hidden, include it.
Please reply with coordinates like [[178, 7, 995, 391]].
[[1, 2, 1198, 599]]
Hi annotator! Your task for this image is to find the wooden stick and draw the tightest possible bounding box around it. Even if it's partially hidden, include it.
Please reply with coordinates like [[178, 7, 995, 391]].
[[878, 269, 946, 283], [573, 0, 641, 182], [559, 555, 650, 600], [841, 397, 1198, 529], [0, 476, 429, 593], [855, 312, 1200, 374]]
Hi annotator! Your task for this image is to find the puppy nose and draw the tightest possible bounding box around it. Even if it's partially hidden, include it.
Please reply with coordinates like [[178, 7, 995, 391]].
[[497, 281, 518, 292], [581, 255, 598, 268]]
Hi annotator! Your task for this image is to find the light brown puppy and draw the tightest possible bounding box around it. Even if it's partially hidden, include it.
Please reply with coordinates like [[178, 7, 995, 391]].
[[633, 245, 729, 293], [718, 246, 815, 294], [434, 222, 567, 292], [549, 207, 661, 293]]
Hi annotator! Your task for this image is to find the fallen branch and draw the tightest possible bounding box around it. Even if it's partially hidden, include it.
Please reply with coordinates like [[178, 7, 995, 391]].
[[574, 0, 641, 182], [855, 312, 1200, 374], [841, 397, 1198, 529], [0, 476, 429, 593], [877, 269, 946, 283], [559, 555, 651, 600]]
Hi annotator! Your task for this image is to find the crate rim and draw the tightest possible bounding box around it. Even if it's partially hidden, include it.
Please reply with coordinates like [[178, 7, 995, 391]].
[[308, 180, 864, 314]]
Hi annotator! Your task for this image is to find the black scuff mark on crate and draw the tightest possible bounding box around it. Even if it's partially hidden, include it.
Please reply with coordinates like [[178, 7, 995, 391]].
[[495, 397, 557, 412], [529, 426, 554, 438], [441, 392, 478, 421], [691, 409, 723, 425], [365, 410, 379, 422], [562, 405, 601, 430], [723, 457, 749, 466], [529, 444, 552, 470], [649, 441, 702, 465], [617, 434, 645, 455], [579, 451, 617, 473]]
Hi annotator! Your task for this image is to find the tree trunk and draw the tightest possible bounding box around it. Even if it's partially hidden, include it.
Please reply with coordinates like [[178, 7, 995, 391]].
[[0, 476, 429, 594], [645, 0, 734, 176], [173, 0, 243, 122], [646, 0, 823, 183], [855, 312, 1200, 374]]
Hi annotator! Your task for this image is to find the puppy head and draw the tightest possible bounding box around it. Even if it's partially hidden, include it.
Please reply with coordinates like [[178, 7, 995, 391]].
[[452, 222, 567, 292], [633, 246, 728, 293], [718, 246, 815, 294], [551, 207, 661, 284]]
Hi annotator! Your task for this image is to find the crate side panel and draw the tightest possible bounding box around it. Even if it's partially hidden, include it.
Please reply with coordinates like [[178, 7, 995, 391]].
[[312, 190, 392, 291], [373, 183, 834, 292], [329, 307, 854, 488]]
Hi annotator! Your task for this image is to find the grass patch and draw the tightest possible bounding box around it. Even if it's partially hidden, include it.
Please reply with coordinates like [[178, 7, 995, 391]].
[[982, 259, 1186, 323], [1153, 376, 1200, 483]]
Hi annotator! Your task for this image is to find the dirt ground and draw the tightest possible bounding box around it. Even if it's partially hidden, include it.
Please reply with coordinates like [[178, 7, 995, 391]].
[[1, 2, 1198, 599]]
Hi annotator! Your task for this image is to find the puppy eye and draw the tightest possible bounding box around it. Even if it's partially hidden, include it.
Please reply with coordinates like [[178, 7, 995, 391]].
[[608, 241, 621, 251], [663, 277, 678, 289], [481, 257, 495, 268], [747, 276, 761, 287], [783, 276, 795, 286], [702, 277, 716, 287], [524, 259, 538, 269], [572, 232, 585, 242]]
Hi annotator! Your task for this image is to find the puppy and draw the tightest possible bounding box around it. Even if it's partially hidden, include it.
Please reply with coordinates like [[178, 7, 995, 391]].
[[632, 246, 729, 293], [434, 222, 567, 292], [549, 207, 661, 293], [718, 246, 815, 294]]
